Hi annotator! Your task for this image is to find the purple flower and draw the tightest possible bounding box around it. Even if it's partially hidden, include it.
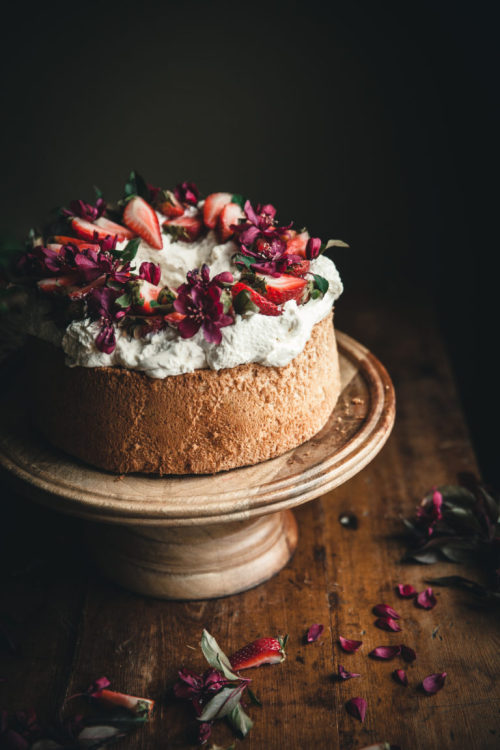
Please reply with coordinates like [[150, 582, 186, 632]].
[[174, 284, 233, 345], [173, 667, 229, 717], [95, 322, 116, 354], [139, 261, 161, 285], [306, 237, 322, 259], [174, 181, 199, 205], [62, 197, 106, 221], [235, 200, 291, 247], [236, 236, 302, 277], [417, 489, 444, 535]]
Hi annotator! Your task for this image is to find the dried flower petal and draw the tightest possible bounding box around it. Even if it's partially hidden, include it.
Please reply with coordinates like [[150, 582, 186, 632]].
[[400, 645, 416, 663], [375, 617, 401, 632], [369, 646, 401, 660], [306, 624, 324, 643], [339, 637, 362, 653], [416, 588, 437, 609], [393, 669, 408, 686], [372, 604, 400, 620], [338, 665, 361, 680], [396, 584, 417, 598], [345, 697, 367, 722], [422, 672, 447, 694]]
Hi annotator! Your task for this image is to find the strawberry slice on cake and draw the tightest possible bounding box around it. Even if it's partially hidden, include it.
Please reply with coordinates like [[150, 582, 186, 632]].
[[123, 196, 163, 250]]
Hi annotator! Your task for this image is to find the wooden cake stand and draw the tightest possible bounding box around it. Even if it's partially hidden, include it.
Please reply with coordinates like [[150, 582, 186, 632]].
[[0, 331, 395, 600]]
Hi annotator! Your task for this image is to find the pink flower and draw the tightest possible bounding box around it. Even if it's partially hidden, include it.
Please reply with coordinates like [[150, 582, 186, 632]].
[[174, 181, 199, 205], [305, 237, 322, 259], [396, 584, 417, 598], [416, 588, 437, 610], [339, 637, 362, 653]]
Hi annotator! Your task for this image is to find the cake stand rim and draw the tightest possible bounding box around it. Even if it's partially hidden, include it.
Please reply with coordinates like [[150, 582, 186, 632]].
[[0, 330, 395, 525]]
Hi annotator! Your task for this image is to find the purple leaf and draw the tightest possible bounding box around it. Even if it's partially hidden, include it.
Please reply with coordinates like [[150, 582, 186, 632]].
[[372, 604, 400, 619], [338, 665, 361, 681], [416, 587, 437, 609], [422, 672, 447, 694], [339, 637, 362, 653], [369, 646, 401, 660], [393, 669, 408, 686], [396, 584, 417, 598], [306, 624, 324, 643], [375, 617, 402, 632], [345, 697, 367, 722]]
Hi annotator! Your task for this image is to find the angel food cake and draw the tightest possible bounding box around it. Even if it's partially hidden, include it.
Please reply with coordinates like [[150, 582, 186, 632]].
[[17, 175, 345, 474]]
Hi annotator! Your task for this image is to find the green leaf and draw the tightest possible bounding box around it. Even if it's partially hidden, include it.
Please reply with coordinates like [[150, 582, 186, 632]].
[[198, 685, 245, 721], [435, 485, 476, 508], [233, 253, 254, 270], [227, 703, 254, 737], [119, 238, 141, 263], [312, 274, 329, 295], [200, 629, 240, 681], [115, 292, 132, 309], [94, 185, 103, 200], [231, 193, 245, 208], [247, 686, 262, 706], [124, 170, 150, 201], [324, 238, 349, 250], [233, 289, 258, 315]]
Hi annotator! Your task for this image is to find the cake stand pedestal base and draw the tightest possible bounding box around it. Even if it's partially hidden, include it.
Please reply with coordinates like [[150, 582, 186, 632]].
[[85, 510, 298, 600]]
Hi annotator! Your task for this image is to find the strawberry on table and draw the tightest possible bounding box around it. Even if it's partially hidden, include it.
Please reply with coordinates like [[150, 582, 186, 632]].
[[232, 281, 280, 316], [218, 202, 245, 242], [203, 192, 233, 229], [229, 636, 287, 671], [95, 688, 154, 717], [71, 216, 133, 244], [163, 215, 203, 242], [123, 196, 163, 250], [257, 273, 308, 305]]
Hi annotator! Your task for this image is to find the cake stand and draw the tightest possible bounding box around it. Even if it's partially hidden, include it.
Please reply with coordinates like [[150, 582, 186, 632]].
[[0, 331, 395, 600]]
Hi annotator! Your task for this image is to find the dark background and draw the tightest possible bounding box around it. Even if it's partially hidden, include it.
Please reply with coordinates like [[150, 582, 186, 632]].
[[1, 0, 498, 482]]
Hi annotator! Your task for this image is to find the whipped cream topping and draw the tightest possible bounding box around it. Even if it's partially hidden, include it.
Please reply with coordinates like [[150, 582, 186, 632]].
[[31, 217, 343, 378]]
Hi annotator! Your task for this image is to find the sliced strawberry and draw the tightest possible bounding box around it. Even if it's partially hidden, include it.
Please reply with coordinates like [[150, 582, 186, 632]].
[[95, 216, 135, 240], [287, 259, 310, 277], [163, 215, 203, 242], [232, 282, 280, 316], [258, 273, 308, 305], [53, 235, 101, 251], [37, 273, 80, 294], [123, 197, 162, 249], [71, 216, 133, 244], [203, 192, 233, 229], [95, 689, 154, 717], [130, 279, 162, 314], [156, 190, 185, 218], [230, 636, 287, 671], [218, 202, 245, 242], [285, 230, 310, 258]]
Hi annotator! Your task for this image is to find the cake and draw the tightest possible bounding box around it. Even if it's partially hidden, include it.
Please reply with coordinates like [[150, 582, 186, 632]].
[[15, 174, 345, 474]]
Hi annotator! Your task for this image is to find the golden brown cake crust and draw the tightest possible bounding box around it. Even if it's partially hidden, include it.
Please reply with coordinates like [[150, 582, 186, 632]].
[[29, 314, 341, 475]]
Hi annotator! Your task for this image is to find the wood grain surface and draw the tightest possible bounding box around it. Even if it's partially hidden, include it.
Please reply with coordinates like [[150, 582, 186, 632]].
[[1, 289, 499, 749]]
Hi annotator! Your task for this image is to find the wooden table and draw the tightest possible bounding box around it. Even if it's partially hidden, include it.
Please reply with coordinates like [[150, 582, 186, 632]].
[[1, 288, 499, 749]]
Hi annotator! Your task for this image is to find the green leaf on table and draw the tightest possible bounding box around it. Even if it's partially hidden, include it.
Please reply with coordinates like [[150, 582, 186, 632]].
[[198, 684, 246, 721], [228, 702, 254, 737], [201, 629, 240, 681]]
